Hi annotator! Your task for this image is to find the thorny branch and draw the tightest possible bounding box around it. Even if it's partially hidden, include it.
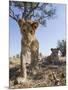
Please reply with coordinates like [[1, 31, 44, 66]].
[[9, 7, 17, 21]]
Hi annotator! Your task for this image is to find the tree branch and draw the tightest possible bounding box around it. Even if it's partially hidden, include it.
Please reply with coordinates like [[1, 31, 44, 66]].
[[22, 3, 27, 19], [25, 3, 39, 18], [9, 14, 17, 22], [9, 7, 18, 22]]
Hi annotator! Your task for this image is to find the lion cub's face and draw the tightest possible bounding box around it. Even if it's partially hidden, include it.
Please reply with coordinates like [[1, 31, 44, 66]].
[[47, 48, 59, 61], [18, 19, 38, 41], [51, 48, 59, 57]]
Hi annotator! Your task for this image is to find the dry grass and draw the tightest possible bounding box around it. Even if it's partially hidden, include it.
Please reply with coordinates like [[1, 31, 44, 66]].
[[9, 57, 66, 89]]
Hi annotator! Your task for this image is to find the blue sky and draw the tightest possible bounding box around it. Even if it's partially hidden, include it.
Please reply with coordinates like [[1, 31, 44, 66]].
[[9, 3, 66, 57]]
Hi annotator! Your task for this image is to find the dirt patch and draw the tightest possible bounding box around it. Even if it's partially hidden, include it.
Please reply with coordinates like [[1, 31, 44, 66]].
[[9, 62, 66, 89]]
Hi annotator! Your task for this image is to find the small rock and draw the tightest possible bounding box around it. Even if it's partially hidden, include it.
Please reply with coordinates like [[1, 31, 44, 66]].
[[14, 79, 18, 85], [61, 73, 65, 78], [54, 79, 60, 86]]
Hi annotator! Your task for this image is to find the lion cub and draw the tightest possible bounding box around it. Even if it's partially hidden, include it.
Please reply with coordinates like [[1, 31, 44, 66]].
[[46, 48, 59, 63]]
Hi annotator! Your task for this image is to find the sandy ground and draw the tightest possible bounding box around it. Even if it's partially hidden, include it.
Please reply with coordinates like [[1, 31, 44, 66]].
[[9, 57, 66, 89]]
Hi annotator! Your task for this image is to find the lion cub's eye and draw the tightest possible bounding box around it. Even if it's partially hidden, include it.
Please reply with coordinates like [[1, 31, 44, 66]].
[[30, 30, 32, 33], [34, 25, 37, 29], [23, 29, 25, 32]]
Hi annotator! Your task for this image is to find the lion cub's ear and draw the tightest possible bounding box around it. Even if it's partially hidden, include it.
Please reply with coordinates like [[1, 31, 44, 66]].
[[32, 22, 38, 30], [18, 18, 25, 27], [51, 48, 53, 51]]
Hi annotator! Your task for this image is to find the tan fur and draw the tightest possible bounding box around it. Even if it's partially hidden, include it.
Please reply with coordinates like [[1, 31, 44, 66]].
[[47, 48, 59, 62], [18, 19, 39, 78]]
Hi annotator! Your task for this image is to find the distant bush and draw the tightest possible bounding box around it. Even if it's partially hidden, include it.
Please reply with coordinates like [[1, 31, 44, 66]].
[[10, 60, 13, 64], [16, 54, 19, 58], [13, 56, 15, 58], [57, 40, 66, 56], [9, 57, 12, 60]]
